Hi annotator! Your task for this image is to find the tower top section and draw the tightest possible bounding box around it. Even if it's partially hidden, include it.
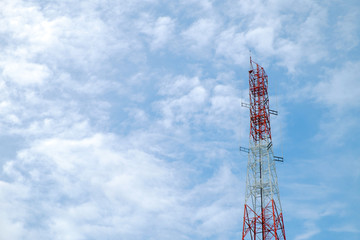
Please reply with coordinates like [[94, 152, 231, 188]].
[[248, 58, 271, 143]]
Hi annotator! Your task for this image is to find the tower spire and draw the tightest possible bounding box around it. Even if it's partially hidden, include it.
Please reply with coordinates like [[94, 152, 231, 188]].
[[241, 58, 286, 240]]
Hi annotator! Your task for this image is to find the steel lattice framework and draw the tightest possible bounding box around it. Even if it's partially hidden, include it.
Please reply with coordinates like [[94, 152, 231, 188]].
[[241, 58, 286, 240]]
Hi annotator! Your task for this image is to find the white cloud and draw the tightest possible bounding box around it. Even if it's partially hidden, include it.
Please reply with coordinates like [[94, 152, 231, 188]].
[[0, 180, 28, 240], [0, 216, 24, 240], [155, 73, 245, 143], [212, 0, 331, 72], [156, 75, 209, 128], [330, 224, 360, 233], [309, 61, 360, 143], [2, 133, 180, 238], [182, 18, 219, 51], [150, 17, 175, 50], [2, 61, 51, 85], [215, 27, 248, 65], [314, 61, 360, 109], [334, 9, 360, 51], [245, 26, 275, 55], [207, 84, 244, 132], [158, 75, 201, 97], [0, 132, 242, 239], [158, 85, 208, 127], [189, 166, 243, 238], [0, 0, 141, 74], [294, 222, 320, 240], [182, 0, 213, 11]]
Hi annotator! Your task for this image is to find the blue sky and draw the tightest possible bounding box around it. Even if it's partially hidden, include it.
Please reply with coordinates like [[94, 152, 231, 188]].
[[0, 0, 359, 239]]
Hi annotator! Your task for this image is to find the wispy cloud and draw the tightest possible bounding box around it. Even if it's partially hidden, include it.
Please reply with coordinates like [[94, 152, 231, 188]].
[[294, 222, 320, 240], [1, 132, 243, 239]]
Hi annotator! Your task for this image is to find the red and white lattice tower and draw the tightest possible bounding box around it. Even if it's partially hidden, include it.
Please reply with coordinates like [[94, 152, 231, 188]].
[[241, 57, 286, 240]]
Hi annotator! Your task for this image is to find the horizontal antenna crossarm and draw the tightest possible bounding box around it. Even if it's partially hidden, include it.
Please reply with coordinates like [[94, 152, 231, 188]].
[[241, 102, 250, 108], [239, 146, 250, 153], [269, 109, 278, 115], [274, 156, 284, 162]]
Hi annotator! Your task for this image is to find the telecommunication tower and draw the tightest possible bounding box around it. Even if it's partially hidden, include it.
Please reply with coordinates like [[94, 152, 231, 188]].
[[240, 57, 286, 240]]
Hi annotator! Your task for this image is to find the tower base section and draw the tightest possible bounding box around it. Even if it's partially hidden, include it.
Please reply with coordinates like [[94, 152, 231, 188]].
[[242, 200, 286, 240]]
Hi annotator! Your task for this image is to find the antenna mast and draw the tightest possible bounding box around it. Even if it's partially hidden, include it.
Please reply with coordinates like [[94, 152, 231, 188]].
[[241, 58, 286, 240]]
